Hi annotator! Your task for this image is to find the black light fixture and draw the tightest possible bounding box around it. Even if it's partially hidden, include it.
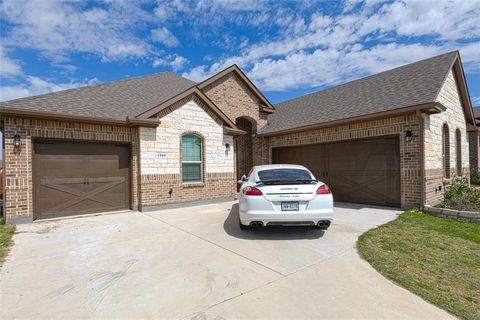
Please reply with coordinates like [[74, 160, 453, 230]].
[[13, 134, 21, 154], [404, 130, 413, 142], [225, 143, 231, 152]]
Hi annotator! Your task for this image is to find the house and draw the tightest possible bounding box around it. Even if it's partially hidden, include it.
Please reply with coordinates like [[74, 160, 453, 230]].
[[0, 51, 476, 223]]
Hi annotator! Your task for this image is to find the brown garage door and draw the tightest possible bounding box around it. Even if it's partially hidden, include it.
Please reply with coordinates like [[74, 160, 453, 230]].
[[272, 137, 400, 207], [33, 141, 131, 219]]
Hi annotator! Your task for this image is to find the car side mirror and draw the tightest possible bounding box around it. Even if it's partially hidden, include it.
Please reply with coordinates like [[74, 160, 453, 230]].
[[237, 175, 247, 184]]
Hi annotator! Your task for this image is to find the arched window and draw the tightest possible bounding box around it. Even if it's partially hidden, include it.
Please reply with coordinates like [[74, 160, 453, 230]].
[[181, 134, 203, 182], [442, 124, 450, 179], [456, 129, 462, 176]]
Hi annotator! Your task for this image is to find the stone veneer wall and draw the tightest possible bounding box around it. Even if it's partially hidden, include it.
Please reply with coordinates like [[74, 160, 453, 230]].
[[201, 72, 269, 167], [139, 96, 236, 208], [2, 117, 140, 223], [262, 114, 422, 208], [424, 69, 470, 205]]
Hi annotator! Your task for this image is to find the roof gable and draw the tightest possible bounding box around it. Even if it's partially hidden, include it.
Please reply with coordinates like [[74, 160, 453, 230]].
[[440, 55, 476, 125], [136, 86, 237, 129], [197, 65, 275, 112], [260, 51, 474, 135]]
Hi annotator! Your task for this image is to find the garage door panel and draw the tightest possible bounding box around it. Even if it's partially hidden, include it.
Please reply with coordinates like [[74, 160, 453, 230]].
[[329, 172, 382, 202], [272, 144, 327, 181], [33, 141, 130, 219], [272, 137, 400, 207], [328, 140, 399, 171]]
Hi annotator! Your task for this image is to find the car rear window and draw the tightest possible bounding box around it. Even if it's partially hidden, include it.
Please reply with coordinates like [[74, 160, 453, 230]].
[[257, 168, 313, 182]]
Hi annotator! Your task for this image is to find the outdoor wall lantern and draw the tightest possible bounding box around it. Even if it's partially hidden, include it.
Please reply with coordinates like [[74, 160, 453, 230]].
[[404, 130, 413, 142], [225, 143, 231, 152], [13, 134, 22, 154]]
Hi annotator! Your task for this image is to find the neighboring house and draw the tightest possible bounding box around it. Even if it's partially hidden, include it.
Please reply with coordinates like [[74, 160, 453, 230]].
[[470, 106, 480, 177], [0, 51, 476, 223]]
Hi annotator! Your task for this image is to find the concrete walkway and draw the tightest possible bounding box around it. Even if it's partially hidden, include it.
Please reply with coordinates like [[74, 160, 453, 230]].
[[0, 201, 453, 319]]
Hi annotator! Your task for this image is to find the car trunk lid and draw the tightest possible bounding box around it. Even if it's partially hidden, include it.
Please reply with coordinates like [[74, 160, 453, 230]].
[[258, 183, 318, 202]]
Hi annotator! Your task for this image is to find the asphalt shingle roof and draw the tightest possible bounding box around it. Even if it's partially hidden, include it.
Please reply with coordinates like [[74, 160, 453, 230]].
[[473, 106, 480, 119], [260, 51, 459, 134], [0, 72, 195, 118]]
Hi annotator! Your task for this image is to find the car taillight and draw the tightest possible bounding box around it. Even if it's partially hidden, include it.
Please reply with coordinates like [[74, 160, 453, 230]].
[[316, 184, 331, 195], [243, 186, 263, 196]]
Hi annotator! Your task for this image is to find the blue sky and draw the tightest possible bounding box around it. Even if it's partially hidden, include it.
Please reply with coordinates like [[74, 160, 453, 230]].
[[0, 0, 479, 106]]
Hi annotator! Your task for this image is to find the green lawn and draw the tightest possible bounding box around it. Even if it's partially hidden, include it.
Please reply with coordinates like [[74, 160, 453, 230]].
[[358, 210, 480, 320], [0, 219, 15, 266]]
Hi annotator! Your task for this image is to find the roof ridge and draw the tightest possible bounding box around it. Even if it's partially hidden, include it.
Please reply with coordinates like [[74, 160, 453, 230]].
[[1, 71, 195, 104], [276, 50, 458, 107]]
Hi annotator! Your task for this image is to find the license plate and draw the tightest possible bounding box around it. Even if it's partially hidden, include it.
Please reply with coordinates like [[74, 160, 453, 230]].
[[281, 202, 299, 211]]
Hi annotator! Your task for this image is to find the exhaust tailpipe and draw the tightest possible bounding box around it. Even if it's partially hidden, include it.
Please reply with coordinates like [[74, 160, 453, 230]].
[[317, 220, 331, 229]]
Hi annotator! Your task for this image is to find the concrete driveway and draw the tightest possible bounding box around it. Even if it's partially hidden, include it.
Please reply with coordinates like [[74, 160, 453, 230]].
[[1, 201, 452, 319]]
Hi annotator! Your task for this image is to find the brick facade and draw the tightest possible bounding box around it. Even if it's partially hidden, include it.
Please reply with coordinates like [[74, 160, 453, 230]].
[[202, 72, 268, 127], [260, 114, 423, 208], [140, 172, 235, 207], [202, 72, 270, 173], [2, 117, 140, 223], [235, 117, 254, 179]]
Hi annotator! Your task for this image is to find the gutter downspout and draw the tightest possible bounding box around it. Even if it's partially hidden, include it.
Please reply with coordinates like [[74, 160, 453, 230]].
[[418, 109, 426, 208]]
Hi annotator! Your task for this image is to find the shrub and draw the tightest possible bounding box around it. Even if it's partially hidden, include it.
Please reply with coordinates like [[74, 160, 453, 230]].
[[442, 179, 480, 211], [471, 170, 480, 186]]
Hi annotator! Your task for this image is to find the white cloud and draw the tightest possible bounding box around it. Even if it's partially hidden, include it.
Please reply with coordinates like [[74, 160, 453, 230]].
[[182, 66, 210, 82], [360, 1, 480, 41], [154, 4, 169, 20], [0, 76, 100, 101], [1, 0, 151, 62], [0, 46, 22, 77], [1, 0, 479, 95], [183, 0, 480, 91], [151, 27, 180, 47], [246, 43, 439, 91], [153, 55, 189, 71], [458, 43, 480, 73], [472, 96, 480, 106], [170, 56, 188, 70]]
